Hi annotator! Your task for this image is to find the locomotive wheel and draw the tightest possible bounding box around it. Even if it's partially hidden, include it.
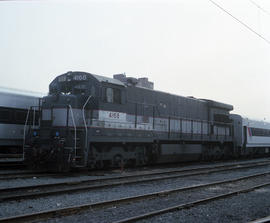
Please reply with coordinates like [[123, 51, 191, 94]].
[[213, 145, 222, 160], [126, 159, 136, 167], [113, 154, 124, 167], [95, 160, 104, 169]]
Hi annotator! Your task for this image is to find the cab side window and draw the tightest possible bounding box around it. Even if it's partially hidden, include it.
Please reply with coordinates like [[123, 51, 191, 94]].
[[106, 88, 113, 103], [105, 87, 121, 104], [113, 89, 121, 104]]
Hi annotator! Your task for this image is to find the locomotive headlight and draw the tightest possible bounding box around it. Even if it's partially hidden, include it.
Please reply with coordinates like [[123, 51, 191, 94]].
[[55, 131, 60, 137], [33, 131, 37, 137]]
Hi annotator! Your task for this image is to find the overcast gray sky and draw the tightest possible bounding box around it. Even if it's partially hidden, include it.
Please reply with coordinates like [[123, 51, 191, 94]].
[[0, 0, 269, 120]]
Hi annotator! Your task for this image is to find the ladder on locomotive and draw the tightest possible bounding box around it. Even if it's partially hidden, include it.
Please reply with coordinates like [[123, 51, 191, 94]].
[[70, 129, 86, 167], [68, 105, 87, 168], [72, 95, 92, 168]]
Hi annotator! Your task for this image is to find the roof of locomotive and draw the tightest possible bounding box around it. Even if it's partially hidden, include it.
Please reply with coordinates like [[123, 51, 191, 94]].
[[200, 99, 233, 111], [92, 73, 125, 86], [52, 71, 233, 111], [52, 71, 125, 87]]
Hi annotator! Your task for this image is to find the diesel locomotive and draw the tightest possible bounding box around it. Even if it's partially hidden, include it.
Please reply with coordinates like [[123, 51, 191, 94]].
[[23, 71, 270, 171]]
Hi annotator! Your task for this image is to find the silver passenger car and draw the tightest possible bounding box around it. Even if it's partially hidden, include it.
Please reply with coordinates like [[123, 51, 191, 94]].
[[0, 86, 45, 154]]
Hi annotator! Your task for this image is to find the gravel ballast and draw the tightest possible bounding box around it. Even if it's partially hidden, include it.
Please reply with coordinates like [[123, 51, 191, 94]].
[[0, 158, 269, 189], [38, 176, 270, 223], [0, 163, 270, 220], [139, 186, 270, 223]]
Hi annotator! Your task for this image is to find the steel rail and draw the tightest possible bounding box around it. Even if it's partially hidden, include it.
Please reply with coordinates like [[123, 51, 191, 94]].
[[0, 159, 267, 180], [113, 182, 270, 223], [1, 159, 269, 190], [0, 172, 62, 180], [0, 171, 269, 223], [0, 170, 45, 177], [0, 158, 266, 178], [1, 161, 270, 201], [249, 216, 270, 223]]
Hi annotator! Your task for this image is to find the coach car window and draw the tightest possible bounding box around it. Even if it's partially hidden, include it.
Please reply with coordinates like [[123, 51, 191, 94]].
[[251, 127, 270, 137], [0, 108, 10, 121], [15, 111, 27, 124]]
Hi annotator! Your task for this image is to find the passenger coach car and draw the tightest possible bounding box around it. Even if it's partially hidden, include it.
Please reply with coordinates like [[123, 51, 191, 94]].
[[24, 71, 270, 171], [0, 87, 44, 154], [231, 114, 270, 156]]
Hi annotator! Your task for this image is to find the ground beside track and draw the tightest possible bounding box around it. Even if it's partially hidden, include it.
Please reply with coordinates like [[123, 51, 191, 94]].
[[0, 158, 269, 222], [138, 186, 270, 223]]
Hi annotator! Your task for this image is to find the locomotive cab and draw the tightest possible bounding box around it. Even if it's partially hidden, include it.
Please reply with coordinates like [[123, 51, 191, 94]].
[[24, 71, 125, 171]]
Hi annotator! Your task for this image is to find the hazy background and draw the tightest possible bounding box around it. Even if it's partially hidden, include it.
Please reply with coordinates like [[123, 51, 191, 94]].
[[0, 0, 269, 120]]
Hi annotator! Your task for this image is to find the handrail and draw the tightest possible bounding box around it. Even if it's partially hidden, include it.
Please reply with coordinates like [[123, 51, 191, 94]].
[[91, 117, 231, 138], [82, 95, 92, 153], [68, 105, 77, 158], [32, 107, 36, 128], [23, 107, 31, 161], [38, 98, 41, 127]]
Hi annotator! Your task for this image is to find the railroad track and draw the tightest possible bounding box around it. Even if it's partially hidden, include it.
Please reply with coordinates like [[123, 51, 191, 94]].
[[0, 170, 269, 223], [113, 176, 270, 223], [0, 158, 268, 180], [0, 171, 65, 181], [249, 216, 270, 223], [0, 159, 270, 202]]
